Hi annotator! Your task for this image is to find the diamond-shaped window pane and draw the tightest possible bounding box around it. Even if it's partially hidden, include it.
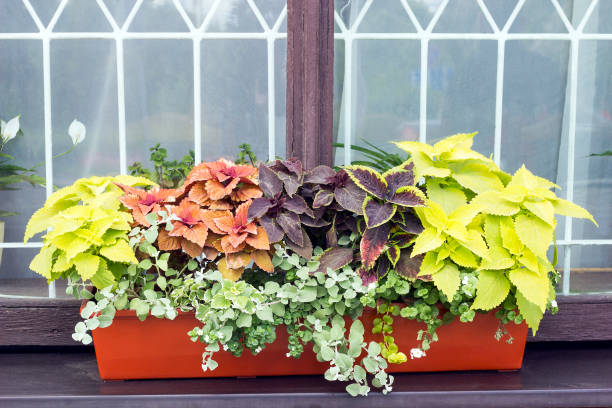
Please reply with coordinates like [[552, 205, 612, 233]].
[[205, 0, 264, 33], [433, 0, 493, 33], [103, 0, 137, 28], [28, 0, 62, 28], [483, 0, 519, 31], [128, 0, 189, 32], [0, 1, 38, 32], [253, 0, 285, 30], [53, 0, 113, 32], [356, 0, 417, 33], [509, 0, 568, 33]]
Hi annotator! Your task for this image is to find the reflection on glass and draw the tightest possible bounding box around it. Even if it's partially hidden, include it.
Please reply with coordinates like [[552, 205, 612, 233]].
[[201, 39, 268, 161], [51, 39, 120, 187], [125, 40, 194, 167]]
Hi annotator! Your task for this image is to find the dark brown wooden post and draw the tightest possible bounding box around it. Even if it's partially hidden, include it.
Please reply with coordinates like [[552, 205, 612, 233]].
[[286, 0, 334, 169]]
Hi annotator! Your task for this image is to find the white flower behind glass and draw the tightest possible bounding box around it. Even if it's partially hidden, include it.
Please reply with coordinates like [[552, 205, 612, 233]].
[[0, 115, 20, 146], [68, 119, 86, 145]]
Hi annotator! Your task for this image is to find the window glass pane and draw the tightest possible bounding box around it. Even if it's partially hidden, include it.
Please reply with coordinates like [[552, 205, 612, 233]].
[[1, 1, 286, 297], [333, 0, 610, 294]]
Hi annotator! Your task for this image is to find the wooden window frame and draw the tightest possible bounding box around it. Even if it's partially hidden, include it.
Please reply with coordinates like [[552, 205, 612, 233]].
[[1, 0, 611, 346]]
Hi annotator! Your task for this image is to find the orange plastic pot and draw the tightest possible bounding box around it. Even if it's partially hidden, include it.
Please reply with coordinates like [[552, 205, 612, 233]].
[[89, 304, 528, 380]]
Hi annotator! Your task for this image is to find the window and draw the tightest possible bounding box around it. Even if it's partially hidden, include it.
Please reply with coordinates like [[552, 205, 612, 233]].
[[0, 0, 287, 298], [332, 0, 611, 295], [0, 0, 610, 344]]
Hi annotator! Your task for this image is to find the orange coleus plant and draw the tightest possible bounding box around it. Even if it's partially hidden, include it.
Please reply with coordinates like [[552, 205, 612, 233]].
[[119, 159, 273, 281], [115, 183, 177, 227]]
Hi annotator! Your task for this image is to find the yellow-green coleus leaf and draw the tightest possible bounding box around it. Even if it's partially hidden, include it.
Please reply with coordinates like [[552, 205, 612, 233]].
[[415, 200, 448, 230], [508, 268, 549, 312], [411, 227, 445, 257], [418, 251, 445, 277], [449, 245, 479, 268], [51, 233, 92, 261], [426, 180, 467, 214], [448, 162, 505, 194], [552, 198, 598, 226], [523, 198, 555, 226], [99, 239, 138, 264], [509, 165, 559, 191], [458, 229, 489, 259], [432, 132, 476, 156], [483, 215, 503, 247], [90, 258, 116, 289], [72, 252, 100, 280], [516, 291, 543, 335], [514, 213, 552, 259], [52, 252, 73, 273], [471, 191, 521, 216], [500, 216, 523, 255], [432, 263, 461, 299], [479, 246, 515, 270], [29, 246, 56, 279], [471, 270, 510, 311], [409, 151, 451, 180]]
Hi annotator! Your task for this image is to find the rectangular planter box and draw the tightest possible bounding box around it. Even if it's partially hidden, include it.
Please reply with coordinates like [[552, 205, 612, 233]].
[[91, 307, 528, 380]]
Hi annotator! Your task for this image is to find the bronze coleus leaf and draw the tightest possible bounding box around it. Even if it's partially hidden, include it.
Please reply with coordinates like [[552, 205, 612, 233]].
[[359, 222, 391, 269], [363, 196, 396, 229]]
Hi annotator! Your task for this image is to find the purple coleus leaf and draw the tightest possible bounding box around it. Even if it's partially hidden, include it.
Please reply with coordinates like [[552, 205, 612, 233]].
[[304, 165, 336, 184], [395, 211, 424, 234], [388, 186, 426, 207], [396, 250, 431, 281], [383, 169, 415, 194], [375, 256, 390, 278], [390, 231, 416, 248], [344, 166, 387, 200], [386, 244, 401, 266], [286, 229, 313, 260], [313, 189, 334, 208], [316, 247, 355, 274], [279, 158, 303, 176], [260, 215, 284, 243], [363, 196, 396, 229], [359, 266, 378, 286], [301, 216, 331, 228], [277, 171, 301, 197], [258, 163, 283, 197], [334, 180, 366, 215], [277, 211, 304, 246], [282, 195, 312, 216], [360, 222, 391, 269], [248, 198, 275, 221]]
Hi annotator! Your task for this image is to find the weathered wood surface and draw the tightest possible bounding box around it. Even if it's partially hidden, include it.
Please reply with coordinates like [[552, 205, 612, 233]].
[[286, 0, 334, 169], [1, 294, 611, 346]]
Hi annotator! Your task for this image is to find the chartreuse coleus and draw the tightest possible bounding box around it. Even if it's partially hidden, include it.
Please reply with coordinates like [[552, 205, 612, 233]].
[[395, 133, 596, 334]]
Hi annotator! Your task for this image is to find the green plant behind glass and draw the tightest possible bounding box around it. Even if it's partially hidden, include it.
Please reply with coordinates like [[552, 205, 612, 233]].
[[129, 143, 195, 188], [334, 139, 409, 172], [0, 116, 85, 217]]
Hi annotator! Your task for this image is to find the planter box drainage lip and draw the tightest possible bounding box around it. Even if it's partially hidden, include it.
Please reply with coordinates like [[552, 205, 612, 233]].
[[2, 342, 612, 408]]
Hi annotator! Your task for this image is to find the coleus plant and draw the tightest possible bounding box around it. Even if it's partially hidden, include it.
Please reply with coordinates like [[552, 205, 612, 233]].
[[122, 159, 273, 282], [24, 175, 154, 288], [396, 133, 597, 333], [343, 162, 426, 281]]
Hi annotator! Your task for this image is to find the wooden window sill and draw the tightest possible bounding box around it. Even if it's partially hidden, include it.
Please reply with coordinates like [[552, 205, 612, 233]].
[[1, 342, 612, 407]]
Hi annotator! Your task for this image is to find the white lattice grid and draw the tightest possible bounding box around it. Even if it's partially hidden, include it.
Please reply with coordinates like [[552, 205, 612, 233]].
[[334, 0, 611, 295], [0, 0, 286, 298]]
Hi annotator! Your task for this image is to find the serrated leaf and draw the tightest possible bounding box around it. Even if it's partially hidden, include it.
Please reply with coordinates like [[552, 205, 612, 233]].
[[479, 246, 515, 270], [471, 270, 510, 311], [471, 191, 520, 216], [483, 215, 503, 247], [72, 253, 100, 280], [552, 198, 597, 226], [516, 291, 543, 335], [360, 223, 390, 269], [29, 246, 55, 278], [449, 246, 479, 268], [458, 229, 489, 259], [432, 263, 460, 299], [509, 268, 549, 312], [450, 162, 504, 194], [363, 196, 396, 228], [411, 228, 444, 257], [523, 199, 555, 226], [426, 180, 467, 214], [100, 239, 137, 264], [344, 165, 387, 199], [389, 185, 426, 207], [514, 213, 552, 259], [316, 247, 354, 273], [386, 244, 400, 266]]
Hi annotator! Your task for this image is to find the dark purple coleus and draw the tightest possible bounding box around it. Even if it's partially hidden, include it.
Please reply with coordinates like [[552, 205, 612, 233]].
[[344, 162, 426, 270], [248, 161, 313, 257]]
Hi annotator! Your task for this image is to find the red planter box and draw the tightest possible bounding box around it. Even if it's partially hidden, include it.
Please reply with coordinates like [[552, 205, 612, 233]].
[[91, 307, 528, 380]]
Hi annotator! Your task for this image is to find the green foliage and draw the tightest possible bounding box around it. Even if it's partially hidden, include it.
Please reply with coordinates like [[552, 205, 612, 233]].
[[24, 175, 154, 287], [1, 115, 84, 217], [589, 150, 612, 157], [235, 143, 258, 165], [396, 133, 595, 334], [129, 143, 194, 188], [334, 139, 409, 172]]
